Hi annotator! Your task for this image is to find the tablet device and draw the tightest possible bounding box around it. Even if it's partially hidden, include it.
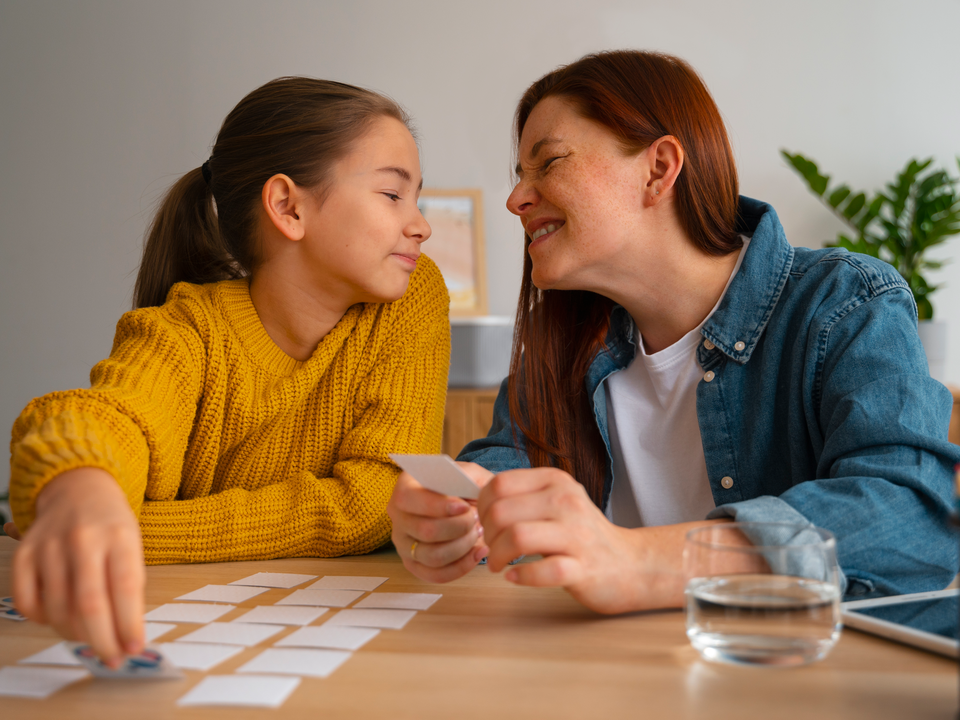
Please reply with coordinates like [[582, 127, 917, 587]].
[[841, 588, 958, 658]]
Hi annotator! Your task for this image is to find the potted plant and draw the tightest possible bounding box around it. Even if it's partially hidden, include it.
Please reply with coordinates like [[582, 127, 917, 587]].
[[781, 152, 960, 381]]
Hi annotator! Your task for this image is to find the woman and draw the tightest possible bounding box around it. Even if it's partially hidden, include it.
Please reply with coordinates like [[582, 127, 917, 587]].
[[387, 51, 959, 612], [7, 77, 449, 663]]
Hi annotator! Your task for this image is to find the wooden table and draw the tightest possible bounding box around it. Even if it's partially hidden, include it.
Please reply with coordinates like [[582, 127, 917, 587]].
[[0, 537, 955, 719]]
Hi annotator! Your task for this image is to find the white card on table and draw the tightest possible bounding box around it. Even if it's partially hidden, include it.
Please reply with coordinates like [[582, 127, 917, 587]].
[[306, 576, 387, 592], [228, 572, 317, 589], [177, 674, 300, 708], [325, 608, 417, 630], [389, 453, 480, 500], [237, 648, 351, 678], [354, 592, 442, 611], [232, 605, 328, 626], [69, 645, 183, 680], [144, 603, 234, 624], [145, 621, 177, 642], [275, 588, 364, 608], [155, 642, 243, 671], [276, 625, 380, 651], [175, 621, 283, 647], [175, 584, 268, 603], [19, 641, 82, 667], [0, 666, 89, 698]]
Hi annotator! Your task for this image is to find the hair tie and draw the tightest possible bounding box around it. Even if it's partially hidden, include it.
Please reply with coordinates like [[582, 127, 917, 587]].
[[201, 159, 213, 186]]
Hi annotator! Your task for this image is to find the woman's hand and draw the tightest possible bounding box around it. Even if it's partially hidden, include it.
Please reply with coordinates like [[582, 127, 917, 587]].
[[12, 467, 146, 666], [387, 462, 494, 583], [478, 467, 738, 614]]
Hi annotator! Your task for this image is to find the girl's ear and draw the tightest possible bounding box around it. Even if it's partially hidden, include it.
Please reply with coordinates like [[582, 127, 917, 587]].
[[261, 174, 306, 241]]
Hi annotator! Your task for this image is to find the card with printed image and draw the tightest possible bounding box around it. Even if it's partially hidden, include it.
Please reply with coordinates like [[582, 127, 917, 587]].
[[70, 644, 183, 680], [1, 606, 26, 622]]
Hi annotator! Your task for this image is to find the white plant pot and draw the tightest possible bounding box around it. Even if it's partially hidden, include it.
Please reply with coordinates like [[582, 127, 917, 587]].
[[917, 319, 947, 384]]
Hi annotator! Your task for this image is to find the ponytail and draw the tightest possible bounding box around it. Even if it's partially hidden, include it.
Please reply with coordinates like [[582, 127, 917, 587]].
[[132, 77, 412, 310], [133, 167, 241, 309]]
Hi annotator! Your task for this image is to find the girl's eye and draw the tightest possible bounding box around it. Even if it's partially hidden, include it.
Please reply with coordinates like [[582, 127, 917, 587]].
[[383, 192, 401, 202]]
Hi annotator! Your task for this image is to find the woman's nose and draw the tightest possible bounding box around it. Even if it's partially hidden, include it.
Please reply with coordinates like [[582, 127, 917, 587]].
[[506, 178, 537, 217]]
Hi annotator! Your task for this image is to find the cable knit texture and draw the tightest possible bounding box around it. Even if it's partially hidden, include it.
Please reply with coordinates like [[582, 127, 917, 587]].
[[10, 257, 450, 564]]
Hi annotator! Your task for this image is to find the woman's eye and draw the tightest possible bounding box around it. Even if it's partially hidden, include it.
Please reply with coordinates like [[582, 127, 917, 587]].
[[541, 157, 561, 172]]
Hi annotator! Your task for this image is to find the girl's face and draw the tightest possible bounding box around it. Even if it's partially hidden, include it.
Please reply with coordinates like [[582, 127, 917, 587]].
[[302, 116, 430, 305], [506, 96, 653, 292]]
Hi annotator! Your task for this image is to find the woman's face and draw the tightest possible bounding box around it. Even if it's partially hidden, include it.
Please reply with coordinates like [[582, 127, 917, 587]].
[[302, 116, 431, 304], [506, 96, 652, 292]]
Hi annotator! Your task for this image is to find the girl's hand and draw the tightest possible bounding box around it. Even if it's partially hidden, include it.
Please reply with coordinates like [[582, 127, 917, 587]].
[[387, 462, 494, 583], [12, 467, 146, 667], [478, 467, 734, 614]]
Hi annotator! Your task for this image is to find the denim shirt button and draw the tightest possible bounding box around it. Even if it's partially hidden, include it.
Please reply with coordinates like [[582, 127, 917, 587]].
[[703, 371, 715, 382], [721, 476, 734, 489], [734, 341, 745, 351], [703, 339, 715, 350]]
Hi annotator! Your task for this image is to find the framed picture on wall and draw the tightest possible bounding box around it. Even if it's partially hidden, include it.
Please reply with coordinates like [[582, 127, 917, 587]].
[[418, 188, 488, 316]]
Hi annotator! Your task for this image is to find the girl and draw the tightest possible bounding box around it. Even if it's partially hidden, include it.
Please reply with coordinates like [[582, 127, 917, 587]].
[[387, 51, 959, 611], [8, 78, 450, 663]]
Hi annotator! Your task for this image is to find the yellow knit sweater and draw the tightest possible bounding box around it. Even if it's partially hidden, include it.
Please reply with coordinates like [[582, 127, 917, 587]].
[[9, 258, 450, 564]]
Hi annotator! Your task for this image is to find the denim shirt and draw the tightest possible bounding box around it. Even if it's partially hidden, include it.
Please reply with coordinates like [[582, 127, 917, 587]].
[[459, 196, 960, 599]]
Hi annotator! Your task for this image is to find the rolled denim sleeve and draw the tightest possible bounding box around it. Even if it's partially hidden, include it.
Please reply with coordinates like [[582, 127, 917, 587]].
[[712, 285, 960, 599]]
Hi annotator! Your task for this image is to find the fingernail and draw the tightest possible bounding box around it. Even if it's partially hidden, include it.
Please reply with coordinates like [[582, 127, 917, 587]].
[[447, 501, 469, 515], [476, 524, 484, 537], [505, 569, 518, 583], [126, 641, 141, 654]]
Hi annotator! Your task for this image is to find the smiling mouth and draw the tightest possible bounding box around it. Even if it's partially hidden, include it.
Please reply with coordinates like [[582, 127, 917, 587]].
[[392, 253, 419, 266], [529, 222, 564, 242]]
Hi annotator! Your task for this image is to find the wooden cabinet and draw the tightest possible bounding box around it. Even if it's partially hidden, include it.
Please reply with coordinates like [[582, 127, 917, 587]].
[[442, 387, 500, 458]]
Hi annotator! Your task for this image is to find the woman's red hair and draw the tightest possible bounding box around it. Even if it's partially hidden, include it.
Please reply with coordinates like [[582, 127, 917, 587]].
[[508, 51, 741, 506]]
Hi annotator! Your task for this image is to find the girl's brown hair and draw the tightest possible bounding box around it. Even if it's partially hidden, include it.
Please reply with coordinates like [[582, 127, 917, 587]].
[[508, 50, 741, 507], [134, 77, 411, 309]]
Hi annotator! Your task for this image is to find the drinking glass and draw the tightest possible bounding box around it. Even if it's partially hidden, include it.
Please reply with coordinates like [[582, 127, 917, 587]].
[[683, 522, 842, 667]]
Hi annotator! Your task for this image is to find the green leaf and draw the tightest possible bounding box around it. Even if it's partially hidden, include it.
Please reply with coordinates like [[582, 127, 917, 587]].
[[842, 193, 866, 219], [828, 185, 851, 208], [917, 296, 933, 321], [781, 150, 830, 196]]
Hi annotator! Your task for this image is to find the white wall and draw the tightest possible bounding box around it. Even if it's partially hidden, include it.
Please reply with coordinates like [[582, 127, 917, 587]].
[[2, 0, 959, 493]]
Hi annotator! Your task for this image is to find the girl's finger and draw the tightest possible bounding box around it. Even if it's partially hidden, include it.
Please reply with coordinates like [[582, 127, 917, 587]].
[[72, 541, 123, 665], [393, 505, 479, 545], [407, 521, 483, 569], [12, 543, 43, 623], [108, 540, 146, 656], [39, 541, 75, 640]]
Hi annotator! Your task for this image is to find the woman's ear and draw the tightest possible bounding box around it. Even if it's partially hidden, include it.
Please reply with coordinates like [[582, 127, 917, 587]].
[[641, 135, 685, 207], [261, 174, 306, 241]]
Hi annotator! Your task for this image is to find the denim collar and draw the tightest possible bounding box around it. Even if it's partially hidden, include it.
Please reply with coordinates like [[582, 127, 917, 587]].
[[700, 196, 795, 366]]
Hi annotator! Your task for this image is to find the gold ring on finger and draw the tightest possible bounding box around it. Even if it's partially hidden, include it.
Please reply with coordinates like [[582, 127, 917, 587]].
[[410, 540, 419, 562]]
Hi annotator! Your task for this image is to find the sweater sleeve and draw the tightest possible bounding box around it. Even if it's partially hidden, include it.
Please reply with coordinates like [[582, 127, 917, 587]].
[[136, 263, 451, 564], [9, 303, 205, 531]]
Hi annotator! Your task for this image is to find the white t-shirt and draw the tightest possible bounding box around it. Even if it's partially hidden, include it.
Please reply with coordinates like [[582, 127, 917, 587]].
[[604, 239, 749, 528]]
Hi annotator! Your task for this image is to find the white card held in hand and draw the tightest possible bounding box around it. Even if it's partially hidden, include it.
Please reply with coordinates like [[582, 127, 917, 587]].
[[0, 666, 89, 698], [237, 648, 351, 678], [306, 576, 388, 592], [354, 592, 442, 611], [175, 622, 283, 647], [232, 605, 328, 626], [155, 642, 243, 672], [228, 572, 317, 589], [389, 453, 480, 500], [275, 589, 364, 608], [144, 603, 234, 624], [177, 674, 300, 708], [325, 608, 417, 630], [175, 584, 268, 603], [276, 625, 380, 651]]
